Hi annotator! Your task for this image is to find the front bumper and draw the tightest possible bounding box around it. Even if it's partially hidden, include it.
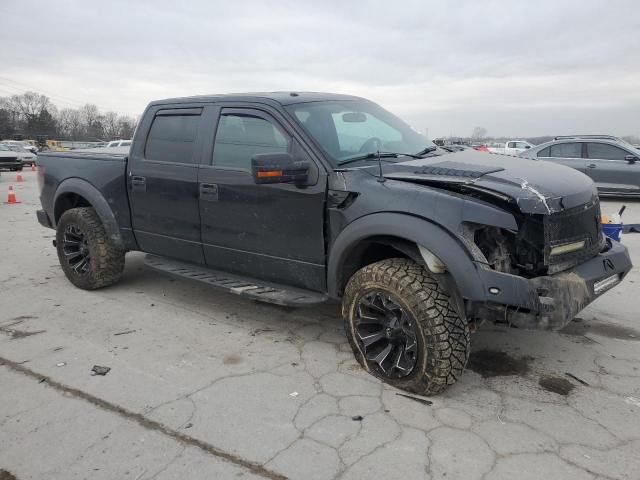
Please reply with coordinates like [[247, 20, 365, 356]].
[[0, 160, 22, 170], [470, 239, 632, 330]]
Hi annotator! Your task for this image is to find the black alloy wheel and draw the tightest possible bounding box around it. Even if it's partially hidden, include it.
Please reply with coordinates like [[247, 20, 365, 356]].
[[62, 224, 92, 275], [355, 290, 418, 379]]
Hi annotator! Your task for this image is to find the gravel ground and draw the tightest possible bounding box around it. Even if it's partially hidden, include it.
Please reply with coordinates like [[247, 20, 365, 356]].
[[1, 169, 640, 480]]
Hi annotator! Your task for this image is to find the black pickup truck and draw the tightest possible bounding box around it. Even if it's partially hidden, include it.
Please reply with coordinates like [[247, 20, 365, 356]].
[[37, 92, 632, 395]]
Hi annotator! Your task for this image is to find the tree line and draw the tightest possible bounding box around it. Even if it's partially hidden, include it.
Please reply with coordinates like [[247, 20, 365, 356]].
[[0, 91, 137, 142]]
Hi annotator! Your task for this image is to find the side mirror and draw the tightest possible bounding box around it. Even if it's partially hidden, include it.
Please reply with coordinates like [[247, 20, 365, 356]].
[[625, 155, 638, 164], [251, 152, 309, 185]]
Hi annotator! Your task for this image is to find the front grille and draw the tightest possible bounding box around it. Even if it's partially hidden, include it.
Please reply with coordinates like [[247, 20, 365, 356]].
[[0, 156, 18, 163], [544, 197, 603, 274]]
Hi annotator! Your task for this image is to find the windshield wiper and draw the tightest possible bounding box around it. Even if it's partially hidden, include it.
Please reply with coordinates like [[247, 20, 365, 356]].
[[414, 146, 438, 156], [337, 150, 428, 167], [337, 152, 399, 166]]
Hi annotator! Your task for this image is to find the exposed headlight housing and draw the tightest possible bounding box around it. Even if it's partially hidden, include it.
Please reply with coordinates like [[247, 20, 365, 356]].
[[549, 240, 586, 256]]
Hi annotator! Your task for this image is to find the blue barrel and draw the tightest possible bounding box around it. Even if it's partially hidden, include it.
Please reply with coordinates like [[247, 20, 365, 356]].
[[602, 223, 623, 242]]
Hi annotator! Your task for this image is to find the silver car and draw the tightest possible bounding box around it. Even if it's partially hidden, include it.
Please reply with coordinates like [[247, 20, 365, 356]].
[[3, 144, 37, 166], [519, 135, 640, 196]]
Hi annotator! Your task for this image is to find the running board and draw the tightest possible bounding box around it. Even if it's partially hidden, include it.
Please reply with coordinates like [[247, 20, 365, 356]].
[[144, 254, 329, 307]]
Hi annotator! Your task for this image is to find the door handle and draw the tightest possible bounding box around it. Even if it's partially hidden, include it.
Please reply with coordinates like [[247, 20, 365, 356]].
[[131, 175, 146, 191], [200, 183, 219, 201], [587, 163, 597, 169]]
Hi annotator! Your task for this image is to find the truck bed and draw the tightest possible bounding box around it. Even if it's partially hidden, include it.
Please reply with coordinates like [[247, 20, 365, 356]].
[[37, 150, 132, 237]]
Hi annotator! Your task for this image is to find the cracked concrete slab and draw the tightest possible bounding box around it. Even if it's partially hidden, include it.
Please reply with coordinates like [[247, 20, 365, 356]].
[[1, 171, 639, 479]]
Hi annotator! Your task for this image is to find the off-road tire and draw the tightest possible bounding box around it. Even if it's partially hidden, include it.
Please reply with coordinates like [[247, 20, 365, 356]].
[[343, 258, 470, 395], [56, 207, 125, 290]]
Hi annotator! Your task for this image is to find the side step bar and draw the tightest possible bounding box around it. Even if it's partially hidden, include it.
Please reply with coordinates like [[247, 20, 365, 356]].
[[144, 254, 329, 307]]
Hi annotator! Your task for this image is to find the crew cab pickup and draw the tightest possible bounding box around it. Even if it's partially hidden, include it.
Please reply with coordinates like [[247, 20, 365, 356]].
[[487, 140, 535, 155], [36, 92, 632, 395]]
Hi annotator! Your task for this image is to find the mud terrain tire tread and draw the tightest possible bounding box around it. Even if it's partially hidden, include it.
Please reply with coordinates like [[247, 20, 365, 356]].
[[343, 258, 470, 395]]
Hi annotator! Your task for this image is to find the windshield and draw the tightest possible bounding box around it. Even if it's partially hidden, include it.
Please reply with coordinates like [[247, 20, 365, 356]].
[[286, 100, 433, 166], [8, 145, 28, 152]]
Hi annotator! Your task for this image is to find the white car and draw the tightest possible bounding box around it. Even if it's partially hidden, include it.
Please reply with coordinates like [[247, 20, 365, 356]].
[[106, 139, 132, 148], [487, 140, 535, 155], [1, 140, 38, 154]]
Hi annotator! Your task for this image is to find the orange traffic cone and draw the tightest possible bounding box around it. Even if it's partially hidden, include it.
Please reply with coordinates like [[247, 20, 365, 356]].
[[31, 163, 36, 172], [16, 172, 23, 182], [6, 185, 20, 204]]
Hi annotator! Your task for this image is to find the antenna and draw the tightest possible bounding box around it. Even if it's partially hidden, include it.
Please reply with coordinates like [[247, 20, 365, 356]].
[[376, 150, 386, 183]]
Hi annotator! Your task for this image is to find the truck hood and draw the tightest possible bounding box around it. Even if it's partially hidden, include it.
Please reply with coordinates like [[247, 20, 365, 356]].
[[373, 149, 597, 214]]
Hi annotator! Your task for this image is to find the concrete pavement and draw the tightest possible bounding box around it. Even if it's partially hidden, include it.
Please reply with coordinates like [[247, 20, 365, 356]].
[[1, 169, 640, 479]]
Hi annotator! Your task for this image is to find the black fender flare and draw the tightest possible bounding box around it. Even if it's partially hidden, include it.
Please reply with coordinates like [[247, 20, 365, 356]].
[[327, 212, 487, 300], [53, 178, 124, 249]]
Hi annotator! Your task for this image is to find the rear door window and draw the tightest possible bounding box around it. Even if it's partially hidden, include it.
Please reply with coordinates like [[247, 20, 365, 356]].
[[586, 143, 628, 161], [548, 142, 582, 158], [145, 111, 202, 163]]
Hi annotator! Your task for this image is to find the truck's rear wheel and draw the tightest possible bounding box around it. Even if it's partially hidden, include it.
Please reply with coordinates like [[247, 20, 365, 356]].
[[56, 207, 125, 290], [342, 258, 470, 395]]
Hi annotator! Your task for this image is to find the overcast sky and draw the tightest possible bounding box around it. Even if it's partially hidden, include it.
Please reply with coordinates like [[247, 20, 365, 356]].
[[1, 0, 639, 138]]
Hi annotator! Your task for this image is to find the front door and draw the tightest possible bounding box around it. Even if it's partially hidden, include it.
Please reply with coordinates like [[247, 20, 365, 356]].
[[128, 106, 207, 264], [584, 142, 640, 195], [198, 106, 327, 291]]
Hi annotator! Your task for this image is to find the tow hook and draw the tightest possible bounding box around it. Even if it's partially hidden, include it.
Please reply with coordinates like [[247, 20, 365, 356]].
[[52, 239, 57, 247]]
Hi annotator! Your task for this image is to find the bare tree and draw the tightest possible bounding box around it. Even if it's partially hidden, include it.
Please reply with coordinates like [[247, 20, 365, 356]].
[[472, 126, 487, 140], [102, 111, 120, 139], [10, 92, 52, 123]]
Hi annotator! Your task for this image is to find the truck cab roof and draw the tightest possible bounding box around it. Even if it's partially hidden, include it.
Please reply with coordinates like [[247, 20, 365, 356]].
[[148, 91, 366, 107]]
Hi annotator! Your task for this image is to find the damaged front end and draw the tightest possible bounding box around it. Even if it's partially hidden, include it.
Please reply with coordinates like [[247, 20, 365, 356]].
[[382, 156, 632, 330]]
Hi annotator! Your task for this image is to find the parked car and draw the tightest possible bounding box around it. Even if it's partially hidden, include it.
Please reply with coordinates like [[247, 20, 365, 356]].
[[3, 144, 37, 166], [519, 135, 640, 196], [106, 139, 132, 148], [35, 92, 631, 395], [1, 140, 38, 154], [0, 144, 22, 171], [488, 140, 535, 155]]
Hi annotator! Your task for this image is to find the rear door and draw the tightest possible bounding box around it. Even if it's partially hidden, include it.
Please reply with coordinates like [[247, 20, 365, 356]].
[[537, 142, 586, 173], [584, 142, 640, 195], [197, 104, 327, 291], [128, 105, 208, 263]]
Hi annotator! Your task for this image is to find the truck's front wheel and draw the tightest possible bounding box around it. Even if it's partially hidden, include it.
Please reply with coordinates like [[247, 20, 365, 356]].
[[342, 258, 470, 395], [56, 207, 125, 290]]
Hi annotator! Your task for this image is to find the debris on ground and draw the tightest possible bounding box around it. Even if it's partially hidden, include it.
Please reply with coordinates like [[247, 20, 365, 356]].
[[91, 365, 111, 376], [114, 329, 137, 336], [351, 415, 363, 421], [184, 423, 193, 429], [565, 372, 590, 386], [56, 362, 66, 367], [395, 393, 433, 406], [289, 391, 299, 398], [250, 328, 275, 336], [539, 376, 574, 396], [0, 469, 18, 480], [625, 396, 640, 408]]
